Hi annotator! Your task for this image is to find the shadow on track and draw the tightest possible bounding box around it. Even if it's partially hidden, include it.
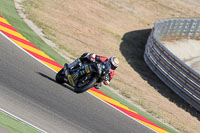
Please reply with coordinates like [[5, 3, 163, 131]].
[[120, 29, 200, 119], [36, 72, 75, 93]]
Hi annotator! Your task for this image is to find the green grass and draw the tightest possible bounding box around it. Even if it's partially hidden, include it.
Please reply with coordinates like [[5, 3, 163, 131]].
[[0, 0, 178, 133], [99, 86, 178, 133], [0, 112, 40, 133]]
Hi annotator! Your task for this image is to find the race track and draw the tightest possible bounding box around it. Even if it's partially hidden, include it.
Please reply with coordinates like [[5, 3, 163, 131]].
[[0, 33, 154, 133]]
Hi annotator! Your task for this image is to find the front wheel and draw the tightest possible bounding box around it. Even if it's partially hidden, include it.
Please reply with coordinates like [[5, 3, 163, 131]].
[[74, 77, 97, 93], [55, 68, 65, 84]]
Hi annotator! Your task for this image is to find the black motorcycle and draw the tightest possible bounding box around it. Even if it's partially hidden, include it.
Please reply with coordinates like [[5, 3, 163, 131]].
[[55, 59, 111, 93]]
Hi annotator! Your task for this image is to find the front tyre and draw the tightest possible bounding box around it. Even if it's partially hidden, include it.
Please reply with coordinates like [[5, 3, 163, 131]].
[[55, 68, 65, 84], [74, 77, 97, 93]]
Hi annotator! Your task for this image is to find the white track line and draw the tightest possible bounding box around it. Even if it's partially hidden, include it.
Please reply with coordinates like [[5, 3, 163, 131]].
[[0, 31, 157, 133], [0, 108, 47, 133]]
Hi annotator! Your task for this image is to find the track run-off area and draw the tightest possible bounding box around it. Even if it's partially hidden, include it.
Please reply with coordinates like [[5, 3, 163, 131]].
[[0, 14, 168, 132]]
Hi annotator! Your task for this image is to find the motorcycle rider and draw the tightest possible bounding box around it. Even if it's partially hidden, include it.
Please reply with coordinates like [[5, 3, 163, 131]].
[[64, 53, 119, 89]]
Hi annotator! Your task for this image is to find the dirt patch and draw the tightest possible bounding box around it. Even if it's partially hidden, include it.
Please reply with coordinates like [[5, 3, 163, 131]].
[[17, 0, 200, 132], [14, 0, 74, 62]]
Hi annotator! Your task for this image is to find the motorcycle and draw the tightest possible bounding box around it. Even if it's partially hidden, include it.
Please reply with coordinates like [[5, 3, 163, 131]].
[[55, 58, 111, 93]]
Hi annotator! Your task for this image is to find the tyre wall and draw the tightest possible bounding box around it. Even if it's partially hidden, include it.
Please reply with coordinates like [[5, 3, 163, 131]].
[[144, 18, 200, 111]]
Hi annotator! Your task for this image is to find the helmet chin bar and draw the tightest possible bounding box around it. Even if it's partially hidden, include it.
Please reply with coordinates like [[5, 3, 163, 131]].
[[109, 56, 119, 70]]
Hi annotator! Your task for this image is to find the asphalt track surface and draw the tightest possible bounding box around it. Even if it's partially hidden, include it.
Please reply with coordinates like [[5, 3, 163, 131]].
[[0, 33, 154, 133]]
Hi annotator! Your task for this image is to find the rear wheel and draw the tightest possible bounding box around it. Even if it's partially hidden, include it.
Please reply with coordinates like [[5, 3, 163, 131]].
[[55, 68, 65, 84], [74, 77, 97, 93]]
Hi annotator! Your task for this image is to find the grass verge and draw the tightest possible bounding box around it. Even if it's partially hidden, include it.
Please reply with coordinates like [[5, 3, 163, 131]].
[[0, 111, 40, 133], [0, 0, 177, 132]]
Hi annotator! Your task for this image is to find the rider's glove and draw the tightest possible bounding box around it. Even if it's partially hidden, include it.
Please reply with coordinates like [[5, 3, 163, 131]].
[[103, 74, 110, 85], [103, 80, 110, 85]]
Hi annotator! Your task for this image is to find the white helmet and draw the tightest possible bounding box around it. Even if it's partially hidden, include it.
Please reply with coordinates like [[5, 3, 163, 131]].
[[109, 56, 119, 70]]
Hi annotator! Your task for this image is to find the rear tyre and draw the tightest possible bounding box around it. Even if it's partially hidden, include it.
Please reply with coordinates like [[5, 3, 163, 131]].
[[74, 77, 97, 93], [55, 68, 65, 84]]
